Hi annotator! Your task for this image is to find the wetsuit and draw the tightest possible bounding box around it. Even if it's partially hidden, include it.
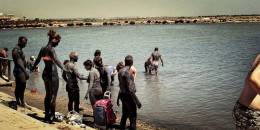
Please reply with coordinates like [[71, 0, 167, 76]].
[[97, 66, 111, 94], [93, 56, 102, 68], [117, 66, 141, 130], [62, 61, 87, 112], [33, 44, 64, 120], [85, 67, 103, 108], [12, 46, 28, 106]]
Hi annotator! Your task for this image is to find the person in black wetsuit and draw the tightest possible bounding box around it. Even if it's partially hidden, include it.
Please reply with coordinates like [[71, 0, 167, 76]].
[[32, 30, 65, 123], [62, 52, 88, 113], [83, 60, 103, 109], [93, 56, 111, 95], [117, 55, 142, 130], [93, 49, 102, 68], [12, 36, 29, 107]]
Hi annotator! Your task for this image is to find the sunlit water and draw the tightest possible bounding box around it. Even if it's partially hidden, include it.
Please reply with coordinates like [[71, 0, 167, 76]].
[[1, 24, 260, 130]]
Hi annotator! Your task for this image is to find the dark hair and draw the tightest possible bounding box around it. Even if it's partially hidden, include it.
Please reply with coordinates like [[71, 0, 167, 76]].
[[18, 36, 27, 45], [94, 49, 101, 56], [154, 47, 159, 51], [116, 61, 124, 72], [3, 48, 8, 51], [53, 34, 61, 41], [125, 55, 133, 66], [93, 56, 103, 67], [63, 60, 69, 65], [83, 59, 93, 67], [48, 29, 56, 42]]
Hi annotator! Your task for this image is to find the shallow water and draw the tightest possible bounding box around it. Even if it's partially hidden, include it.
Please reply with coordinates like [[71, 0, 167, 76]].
[[1, 24, 260, 130]]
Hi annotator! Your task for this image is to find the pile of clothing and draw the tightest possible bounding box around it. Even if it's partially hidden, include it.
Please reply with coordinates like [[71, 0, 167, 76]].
[[66, 111, 86, 128]]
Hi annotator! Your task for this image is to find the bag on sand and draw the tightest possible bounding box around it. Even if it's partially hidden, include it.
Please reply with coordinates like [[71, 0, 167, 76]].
[[94, 91, 116, 129]]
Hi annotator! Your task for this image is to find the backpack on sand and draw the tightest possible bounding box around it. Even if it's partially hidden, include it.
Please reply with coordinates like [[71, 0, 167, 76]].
[[93, 91, 116, 130]]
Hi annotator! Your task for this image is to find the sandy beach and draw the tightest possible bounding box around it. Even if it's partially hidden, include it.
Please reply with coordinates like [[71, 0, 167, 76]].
[[0, 84, 166, 130], [0, 90, 96, 130]]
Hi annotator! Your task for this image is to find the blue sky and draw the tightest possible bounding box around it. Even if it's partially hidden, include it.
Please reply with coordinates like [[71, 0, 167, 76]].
[[0, 0, 260, 18]]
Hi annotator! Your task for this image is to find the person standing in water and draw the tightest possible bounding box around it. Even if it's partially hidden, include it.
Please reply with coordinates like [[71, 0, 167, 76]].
[[32, 30, 65, 123], [233, 54, 260, 130], [12, 36, 29, 107], [117, 55, 142, 130], [62, 52, 88, 113], [83, 59, 103, 109], [150, 47, 164, 75]]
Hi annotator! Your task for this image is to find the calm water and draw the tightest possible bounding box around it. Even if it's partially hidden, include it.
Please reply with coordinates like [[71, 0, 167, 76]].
[[1, 24, 260, 130]]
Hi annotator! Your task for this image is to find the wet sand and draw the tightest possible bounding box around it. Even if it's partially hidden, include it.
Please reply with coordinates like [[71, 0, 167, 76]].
[[0, 91, 95, 130], [0, 86, 167, 130]]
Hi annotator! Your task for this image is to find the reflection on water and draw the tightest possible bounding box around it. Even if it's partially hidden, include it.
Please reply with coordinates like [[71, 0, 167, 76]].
[[1, 24, 260, 130]]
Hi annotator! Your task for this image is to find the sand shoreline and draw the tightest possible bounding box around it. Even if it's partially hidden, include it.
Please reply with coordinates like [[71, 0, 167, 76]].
[[0, 85, 167, 130]]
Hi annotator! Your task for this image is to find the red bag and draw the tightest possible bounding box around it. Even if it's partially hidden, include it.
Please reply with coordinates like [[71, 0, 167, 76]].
[[94, 92, 116, 129]]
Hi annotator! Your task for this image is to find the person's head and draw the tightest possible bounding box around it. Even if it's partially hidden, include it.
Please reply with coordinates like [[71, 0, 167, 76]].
[[94, 56, 103, 67], [83, 59, 93, 70], [125, 55, 133, 66], [63, 59, 69, 65], [18, 36, 28, 48], [30, 56, 36, 61], [94, 49, 101, 57], [3, 48, 8, 52], [154, 47, 159, 51], [48, 29, 56, 42], [51, 34, 61, 47], [69, 51, 78, 62], [47, 30, 61, 47], [116, 61, 124, 72]]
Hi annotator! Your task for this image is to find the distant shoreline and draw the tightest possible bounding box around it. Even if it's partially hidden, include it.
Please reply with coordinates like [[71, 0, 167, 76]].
[[1, 15, 260, 30]]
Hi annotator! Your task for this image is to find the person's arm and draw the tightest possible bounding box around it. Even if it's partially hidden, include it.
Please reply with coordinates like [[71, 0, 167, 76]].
[[116, 91, 121, 106], [149, 53, 153, 62], [160, 55, 164, 66], [250, 57, 260, 93], [32, 48, 42, 70], [111, 67, 117, 76], [249, 65, 260, 93], [130, 92, 142, 109], [51, 48, 64, 71], [62, 70, 68, 82], [71, 64, 88, 80], [251, 55, 260, 69], [106, 68, 111, 91], [85, 70, 94, 99]]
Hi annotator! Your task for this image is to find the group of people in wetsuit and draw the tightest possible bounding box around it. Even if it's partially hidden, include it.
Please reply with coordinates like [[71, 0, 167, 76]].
[[10, 29, 166, 130]]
